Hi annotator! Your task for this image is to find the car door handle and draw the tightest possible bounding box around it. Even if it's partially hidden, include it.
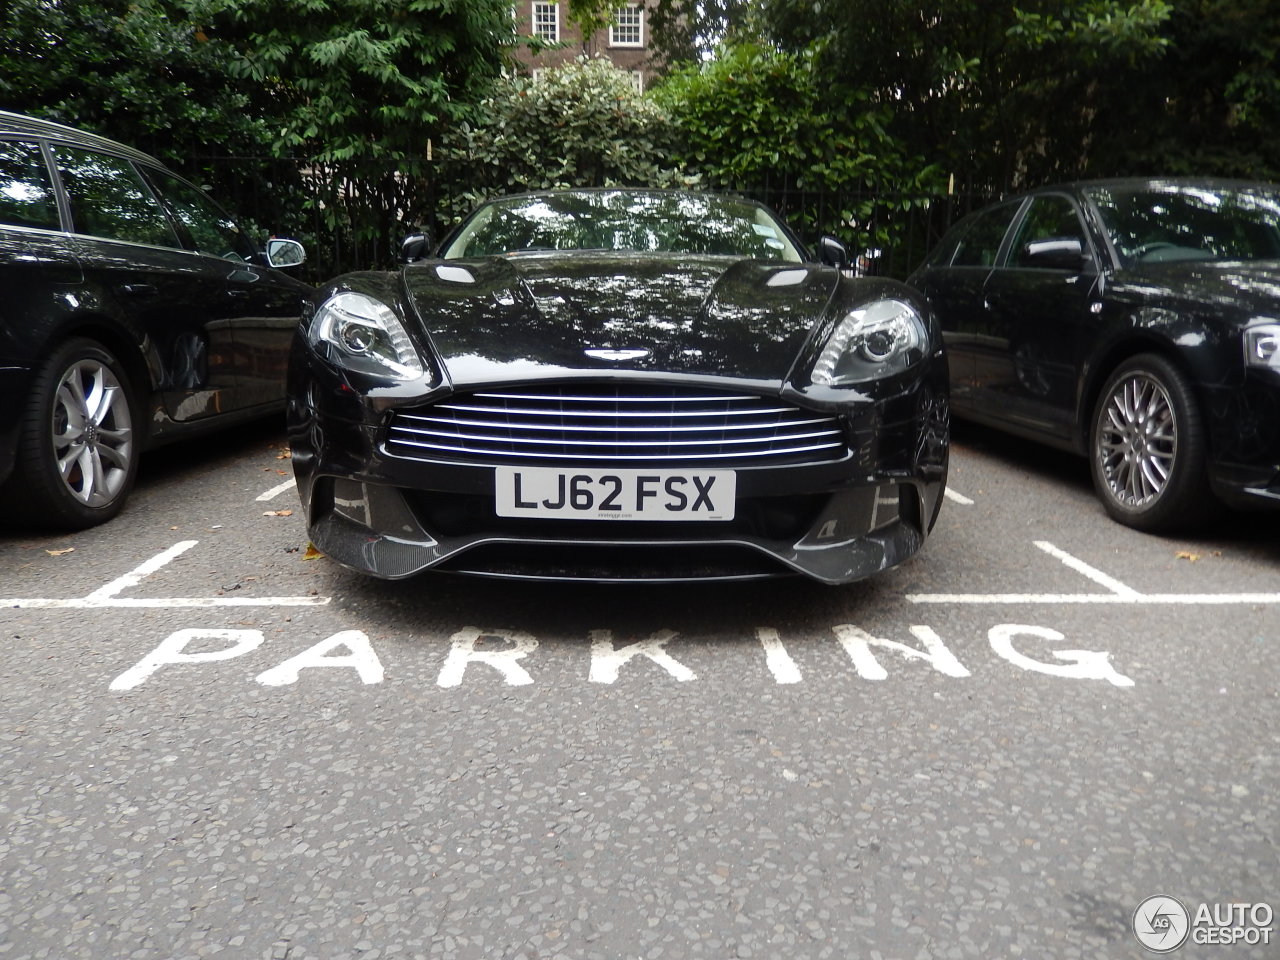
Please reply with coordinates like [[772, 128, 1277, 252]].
[[227, 287, 250, 298], [119, 283, 157, 297]]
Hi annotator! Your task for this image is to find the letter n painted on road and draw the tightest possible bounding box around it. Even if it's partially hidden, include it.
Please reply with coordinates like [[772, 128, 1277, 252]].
[[255, 631, 384, 686], [832, 624, 970, 680], [437, 627, 538, 687], [110, 629, 264, 691]]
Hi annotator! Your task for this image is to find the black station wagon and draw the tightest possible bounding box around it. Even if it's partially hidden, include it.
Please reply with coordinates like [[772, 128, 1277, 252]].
[[0, 111, 309, 529], [910, 179, 1280, 532]]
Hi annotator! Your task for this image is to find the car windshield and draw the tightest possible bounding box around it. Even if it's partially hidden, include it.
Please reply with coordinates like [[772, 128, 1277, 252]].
[[441, 191, 805, 262], [1087, 183, 1280, 267]]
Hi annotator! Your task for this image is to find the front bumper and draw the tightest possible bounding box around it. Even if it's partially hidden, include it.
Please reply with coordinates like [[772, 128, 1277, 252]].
[[1205, 370, 1280, 511], [299, 468, 932, 583], [287, 351, 948, 584]]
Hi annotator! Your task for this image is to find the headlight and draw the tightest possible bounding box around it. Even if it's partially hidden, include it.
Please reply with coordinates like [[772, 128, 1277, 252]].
[[1245, 322, 1280, 370], [812, 299, 927, 386], [309, 291, 425, 380]]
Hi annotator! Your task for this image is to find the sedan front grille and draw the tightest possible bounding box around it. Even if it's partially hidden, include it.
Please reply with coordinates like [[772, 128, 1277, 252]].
[[385, 385, 846, 466]]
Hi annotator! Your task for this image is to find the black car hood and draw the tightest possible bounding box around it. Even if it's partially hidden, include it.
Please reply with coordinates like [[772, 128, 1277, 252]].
[[1115, 260, 1280, 322], [401, 252, 839, 385]]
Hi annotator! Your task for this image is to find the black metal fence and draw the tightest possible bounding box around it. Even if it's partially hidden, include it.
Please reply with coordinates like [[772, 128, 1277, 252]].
[[740, 183, 991, 279], [188, 154, 994, 282]]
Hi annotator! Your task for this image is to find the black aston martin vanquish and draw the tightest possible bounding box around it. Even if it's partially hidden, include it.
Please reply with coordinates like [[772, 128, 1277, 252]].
[[287, 190, 949, 583]]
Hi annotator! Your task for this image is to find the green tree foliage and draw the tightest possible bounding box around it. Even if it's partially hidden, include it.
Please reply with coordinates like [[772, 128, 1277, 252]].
[[646, 0, 766, 65], [0, 0, 268, 170], [0, 0, 308, 253], [653, 44, 944, 251], [762, 0, 1172, 190], [1084, 0, 1280, 179], [435, 57, 691, 226], [195, 0, 513, 265]]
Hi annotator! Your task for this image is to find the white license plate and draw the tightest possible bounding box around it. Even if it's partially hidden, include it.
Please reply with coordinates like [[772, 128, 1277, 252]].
[[494, 467, 736, 521]]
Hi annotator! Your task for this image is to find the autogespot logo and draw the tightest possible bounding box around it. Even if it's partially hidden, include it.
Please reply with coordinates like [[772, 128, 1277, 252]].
[[1133, 896, 1191, 952]]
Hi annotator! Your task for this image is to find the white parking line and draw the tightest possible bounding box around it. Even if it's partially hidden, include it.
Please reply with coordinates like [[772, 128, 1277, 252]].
[[944, 487, 974, 505], [0, 540, 330, 609], [907, 592, 1280, 605], [908, 539, 1280, 605], [256, 478, 296, 502], [1033, 540, 1142, 598], [84, 540, 198, 601], [4, 596, 330, 609]]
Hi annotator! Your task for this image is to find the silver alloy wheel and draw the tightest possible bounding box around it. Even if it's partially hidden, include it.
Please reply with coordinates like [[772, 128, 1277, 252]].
[[1096, 372, 1177, 507], [51, 358, 134, 507]]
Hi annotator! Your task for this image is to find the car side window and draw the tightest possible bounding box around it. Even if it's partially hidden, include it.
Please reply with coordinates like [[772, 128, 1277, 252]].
[[145, 168, 256, 262], [950, 202, 1020, 267], [0, 140, 60, 231], [55, 147, 181, 249], [1009, 195, 1086, 268]]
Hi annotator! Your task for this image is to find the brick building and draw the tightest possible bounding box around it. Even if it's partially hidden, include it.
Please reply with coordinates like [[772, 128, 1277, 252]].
[[511, 1, 661, 92]]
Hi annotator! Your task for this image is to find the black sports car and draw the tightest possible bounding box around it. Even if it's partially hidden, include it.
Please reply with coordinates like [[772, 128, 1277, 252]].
[[287, 189, 948, 583], [909, 178, 1280, 531]]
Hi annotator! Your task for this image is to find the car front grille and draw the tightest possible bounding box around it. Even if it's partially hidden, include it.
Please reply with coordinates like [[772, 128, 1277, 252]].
[[385, 384, 846, 466]]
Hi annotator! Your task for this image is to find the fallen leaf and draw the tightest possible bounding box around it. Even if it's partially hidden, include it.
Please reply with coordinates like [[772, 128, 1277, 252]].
[[303, 543, 324, 561], [45, 547, 75, 556], [1176, 550, 1200, 562], [263, 509, 294, 517]]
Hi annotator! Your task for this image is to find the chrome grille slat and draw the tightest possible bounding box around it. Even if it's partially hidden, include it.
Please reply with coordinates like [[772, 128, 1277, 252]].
[[394, 415, 836, 436], [389, 440, 846, 461], [471, 392, 762, 402], [393, 428, 841, 449], [431, 403, 796, 419], [384, 385, 847, 466]]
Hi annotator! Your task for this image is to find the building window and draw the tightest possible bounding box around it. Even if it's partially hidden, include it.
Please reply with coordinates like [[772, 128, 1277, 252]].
[[532, 2, 559, 42], [631, 71, 645, 94], [610, 5, 643, 48]]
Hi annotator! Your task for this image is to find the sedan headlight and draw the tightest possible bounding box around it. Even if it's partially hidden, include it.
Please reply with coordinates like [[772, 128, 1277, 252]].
[[812, 299, 927, 386], [309, 292, 425, 380], [1245, 322, 1280, 370]]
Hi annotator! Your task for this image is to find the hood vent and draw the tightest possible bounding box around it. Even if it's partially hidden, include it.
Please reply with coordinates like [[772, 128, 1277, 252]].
[[385, 384, 845, 466]]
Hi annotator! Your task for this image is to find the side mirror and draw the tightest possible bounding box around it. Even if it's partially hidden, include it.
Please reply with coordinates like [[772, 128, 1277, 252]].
[[265, 238, 306, 269], [400, 232, 433, 264], [817, 235, 850, 269], [1022, 238, 1087, 271]]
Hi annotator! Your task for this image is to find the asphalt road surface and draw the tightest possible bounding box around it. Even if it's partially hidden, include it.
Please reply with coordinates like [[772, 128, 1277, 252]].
[[1, 418, 1277, 960]]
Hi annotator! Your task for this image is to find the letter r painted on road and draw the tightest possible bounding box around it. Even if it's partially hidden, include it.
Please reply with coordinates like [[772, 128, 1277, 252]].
[[110, 629, 264, 691], [437, 627, 538, 687]]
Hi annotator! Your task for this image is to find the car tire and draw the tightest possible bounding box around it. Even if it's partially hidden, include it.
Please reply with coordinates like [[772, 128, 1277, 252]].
[[1089, 353, 1215, 532], [0, 338, 139, 530]]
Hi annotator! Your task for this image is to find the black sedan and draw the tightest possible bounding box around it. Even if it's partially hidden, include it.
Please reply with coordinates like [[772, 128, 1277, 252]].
[[909, 178, 1280, 531], [287, 189, 949, 583]]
